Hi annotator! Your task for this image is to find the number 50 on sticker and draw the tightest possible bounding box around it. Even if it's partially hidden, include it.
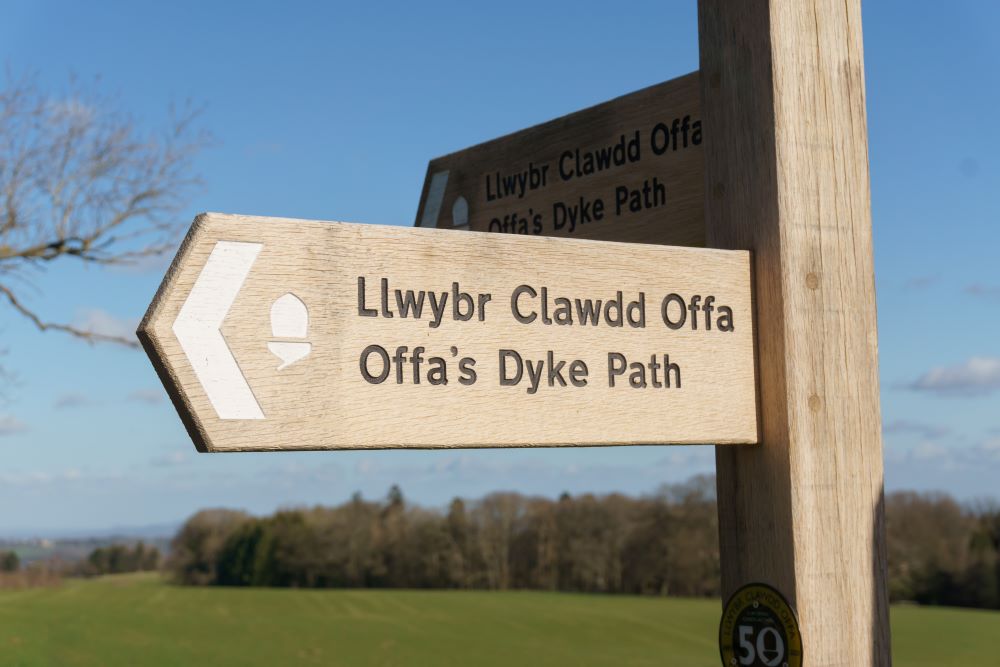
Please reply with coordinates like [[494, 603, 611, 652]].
[[719, 583, 803, 667]]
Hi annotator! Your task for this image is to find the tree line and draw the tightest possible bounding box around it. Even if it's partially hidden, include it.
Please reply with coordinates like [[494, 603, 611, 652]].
[[0, 551, 61, 590], [0, 552, 19, 573], [887, 491, 1000, 608], [0, 542, 160, 589], [169, 477, 719, 596], [82, 543, 161, 576], [166, 477, 1000, 610]]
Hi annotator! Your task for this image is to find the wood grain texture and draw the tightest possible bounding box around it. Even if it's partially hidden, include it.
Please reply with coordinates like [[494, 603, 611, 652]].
[[415, 73, 704, 247], [699, 0, 891, 664], [139, 213, 757, 452]]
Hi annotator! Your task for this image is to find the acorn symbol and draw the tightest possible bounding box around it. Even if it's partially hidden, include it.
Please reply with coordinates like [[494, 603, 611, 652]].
[[267, 293, 311, 370]]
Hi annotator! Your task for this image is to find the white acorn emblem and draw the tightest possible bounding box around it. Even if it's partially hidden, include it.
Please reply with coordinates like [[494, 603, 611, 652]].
[[267, 293, 311, 370]]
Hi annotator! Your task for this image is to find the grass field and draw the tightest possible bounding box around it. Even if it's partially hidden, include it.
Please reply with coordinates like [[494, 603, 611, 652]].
[[0, 574, 997, 666]]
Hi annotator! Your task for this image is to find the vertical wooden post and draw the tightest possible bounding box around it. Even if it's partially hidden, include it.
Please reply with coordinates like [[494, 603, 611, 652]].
[[698, 1, 891, 665]]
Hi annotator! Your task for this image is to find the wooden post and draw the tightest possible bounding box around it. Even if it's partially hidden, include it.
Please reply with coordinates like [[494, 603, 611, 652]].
[[698, 1, 891, 665]]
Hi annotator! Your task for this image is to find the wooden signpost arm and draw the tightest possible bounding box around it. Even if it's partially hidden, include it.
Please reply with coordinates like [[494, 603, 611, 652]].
[[699, 1, 891, 664]]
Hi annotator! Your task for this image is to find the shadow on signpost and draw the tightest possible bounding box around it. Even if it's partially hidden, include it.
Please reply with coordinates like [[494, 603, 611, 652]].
[[873, 490, 891, 664]]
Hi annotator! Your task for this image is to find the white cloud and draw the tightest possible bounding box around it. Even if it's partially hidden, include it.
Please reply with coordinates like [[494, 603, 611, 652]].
[[902, 275, 939, 290], [71, 308, 140, 342], [883, 419, 951, 439], [965, 284, 1000, 301], [108, 253, 173, 276], [0, 468, 87, 485], [654, 448, 715, 468], [979, 438, 1000, 463], [150, 451, 190, 467], [885, 436, 1000, 470], [350, 451, 715, 492], [258, 461, 342, 485], [908, 357, 1000, 396], [243, 141, 286, 158], [54, 392, 94, 409], [0, 415, 28, 436], [352, 455, 569, 481], [911, 441, 949, 461], [128, 388, 164, 405]]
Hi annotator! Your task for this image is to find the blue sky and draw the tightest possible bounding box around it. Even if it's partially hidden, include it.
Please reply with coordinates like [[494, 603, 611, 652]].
[[1, 1, 998, 534]]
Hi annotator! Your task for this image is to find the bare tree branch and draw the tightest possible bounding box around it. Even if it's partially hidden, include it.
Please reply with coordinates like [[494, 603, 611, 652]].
[[0, 70, 209, 347], [0, 283, 139, 347]]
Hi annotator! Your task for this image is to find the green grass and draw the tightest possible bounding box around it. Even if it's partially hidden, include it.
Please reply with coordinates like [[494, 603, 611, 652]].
[[0, 574, 997, 666]]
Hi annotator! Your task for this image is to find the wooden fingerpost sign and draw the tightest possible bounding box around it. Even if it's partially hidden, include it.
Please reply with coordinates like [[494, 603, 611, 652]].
[[139, 213, 756, 452], [415, 73, 704, 247], [700, 1, 890, 666]]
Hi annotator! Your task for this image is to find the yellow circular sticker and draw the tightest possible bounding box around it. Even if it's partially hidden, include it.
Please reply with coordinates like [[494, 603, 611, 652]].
[[719, 583, 802, 667]]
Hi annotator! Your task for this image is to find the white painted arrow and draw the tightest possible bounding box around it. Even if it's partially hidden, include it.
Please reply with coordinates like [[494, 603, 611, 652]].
[[172, 241, 265, 420]]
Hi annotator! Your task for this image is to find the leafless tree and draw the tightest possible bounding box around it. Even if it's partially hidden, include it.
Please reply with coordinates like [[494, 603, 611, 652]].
[[0, 71, 209, 347]]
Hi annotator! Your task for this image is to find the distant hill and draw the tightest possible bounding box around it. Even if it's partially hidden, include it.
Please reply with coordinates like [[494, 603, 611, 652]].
[[0, 528, 175, 565], [0, 521, 179, 542]]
